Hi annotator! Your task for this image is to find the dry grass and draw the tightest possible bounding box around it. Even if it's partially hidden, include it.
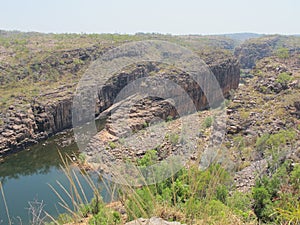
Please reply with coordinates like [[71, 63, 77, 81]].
[[0, 181, 12, 225]]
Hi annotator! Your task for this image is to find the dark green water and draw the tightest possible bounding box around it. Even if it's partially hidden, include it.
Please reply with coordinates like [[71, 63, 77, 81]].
[[0, 120, 112, 225]]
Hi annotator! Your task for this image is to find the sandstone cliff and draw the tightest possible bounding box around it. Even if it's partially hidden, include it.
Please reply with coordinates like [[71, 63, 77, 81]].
[[0, 34, 240, 156], [235, 35, 300, 69]]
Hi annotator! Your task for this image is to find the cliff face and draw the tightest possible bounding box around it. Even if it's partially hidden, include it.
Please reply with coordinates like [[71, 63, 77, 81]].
[[96, 57, 240, 115], [234, 35, 300, 69], [0, 93, 74, 155], [0, 50, 240, 156], [234, 36, 279, 69]]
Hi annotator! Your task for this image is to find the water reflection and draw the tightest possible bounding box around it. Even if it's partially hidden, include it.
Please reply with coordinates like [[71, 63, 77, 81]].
[[0, 119, 109, 225], [0, 137, 78, 184], [0, 117, 106, 184]]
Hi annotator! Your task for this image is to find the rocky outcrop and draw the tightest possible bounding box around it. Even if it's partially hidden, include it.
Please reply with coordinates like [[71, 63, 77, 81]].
[[0, 52, 240, 156], [99, 58, 240, 134], [234, 159, 268, 192], [96, 57, 240, 117], [234, 36, 279, 69], [104, 96, 179, 137], [223, 53, 300, 178], [234, 35, 300, 69], [125, 217, 185, 225], [81, 56, 239, 179], [0, 87, 74, 155]]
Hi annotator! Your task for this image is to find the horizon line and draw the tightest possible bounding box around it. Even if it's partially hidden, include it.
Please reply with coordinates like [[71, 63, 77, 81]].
[[1, 29, 299, 37]]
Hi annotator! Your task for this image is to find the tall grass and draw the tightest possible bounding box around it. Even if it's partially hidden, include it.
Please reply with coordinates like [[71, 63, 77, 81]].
[[0, 149, 265, 224], [46, 152, 98, 223], [45, 151, 121, 225], [44, 150, 259, 225], [0, 181, 12, 225]]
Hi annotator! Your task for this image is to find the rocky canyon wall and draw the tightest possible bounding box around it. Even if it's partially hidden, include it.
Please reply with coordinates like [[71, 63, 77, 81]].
[[0, 52, 240, 156]]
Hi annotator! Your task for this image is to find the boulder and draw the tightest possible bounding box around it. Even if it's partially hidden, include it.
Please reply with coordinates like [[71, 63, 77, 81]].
[[125, 217, 185, 225]]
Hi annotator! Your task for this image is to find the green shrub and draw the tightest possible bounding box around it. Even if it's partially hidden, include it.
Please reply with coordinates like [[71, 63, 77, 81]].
[[223, 99, 231, 108], [88, 210, 121, 225], [108, 141, 117, 149], [165, 133, 179, 145], [275, 203, 300, 224], [169, 133, 179, 145], [123, 164, 233, 222], [252, 187, 273, 222], [266, 129, 295, 148], [216, 185, 228, 204], [124, 187, 155, 221], [142, 121, 149, 128], [239, 109, 250, 120], [206, 200, 229, 218], [256, 133, 270, 152], [227, 191, 254, 222], [78, 153, 87, 164], [137, 149, 158, 167], [79, 204, 90, 218], [232, 135, 245, 149], [56, 213, 73, 224], [252, 161, 300, 223], [203, 116, 213, 128], [73, 58, 84, 65], [275, 72, 293, 86], [256, 129, 296, 152], [276, 47, 290, 59], [291, 164, 300, 190], [166, 115, 173, 122]]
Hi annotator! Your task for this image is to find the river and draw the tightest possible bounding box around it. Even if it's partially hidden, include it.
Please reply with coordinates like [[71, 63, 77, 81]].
[[0, 120, 113, 225]]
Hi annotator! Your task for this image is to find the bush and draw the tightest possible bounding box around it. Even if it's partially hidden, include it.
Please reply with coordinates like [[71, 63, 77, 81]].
[[203, 116, 213, 128], [276, 48, 290, 59], [166, 115, 173, 122], [256, 133, 270, 152], [122, 164, 233, 223], [137, 149, 158, 167], [78, 153, 87, 164], [252, 161, 300, 223], [227, 191, 255, 222], [275, 203, 300, 224], [216, 185, 228, 204], [88, 210, 121, 225], [256, 129, 296, 152], [252, 187, 273, 222], [84, 195, 122, 225], [165, 133, 179, 145], [290, 164, 300, 190], [239, 109, 250, 120], [108, 141, 117, 149], [56, 213, 73, 224], [275, 72, 293, 86]]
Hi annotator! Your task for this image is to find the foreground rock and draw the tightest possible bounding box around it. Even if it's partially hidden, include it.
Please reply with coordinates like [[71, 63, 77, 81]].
[[234, 159, 268, 192], [125, 217, 185, 225]]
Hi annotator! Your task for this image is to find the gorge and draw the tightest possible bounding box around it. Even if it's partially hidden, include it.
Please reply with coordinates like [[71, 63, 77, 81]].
[[0, 39, 240, 156], [1, 32, 300, 224]]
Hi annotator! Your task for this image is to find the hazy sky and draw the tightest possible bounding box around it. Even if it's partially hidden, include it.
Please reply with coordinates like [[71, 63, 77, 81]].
[[1, 0, 299, 34]]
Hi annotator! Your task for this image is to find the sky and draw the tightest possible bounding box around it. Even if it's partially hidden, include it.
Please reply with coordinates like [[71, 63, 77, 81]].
[[1, 0, 299, 35]]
